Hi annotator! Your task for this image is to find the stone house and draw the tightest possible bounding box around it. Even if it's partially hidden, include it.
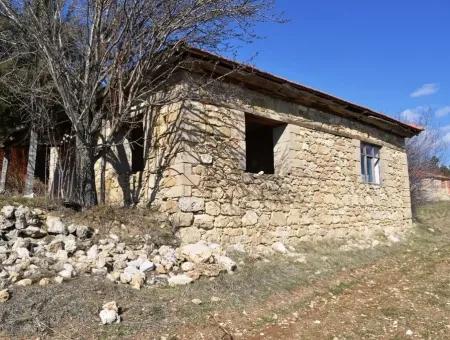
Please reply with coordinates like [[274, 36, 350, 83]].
[[97, 47, 422, 248], [418, 172, 450, 202]]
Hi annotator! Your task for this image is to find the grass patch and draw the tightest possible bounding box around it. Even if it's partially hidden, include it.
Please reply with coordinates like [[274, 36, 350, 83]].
[[329, 281, 355, 296]]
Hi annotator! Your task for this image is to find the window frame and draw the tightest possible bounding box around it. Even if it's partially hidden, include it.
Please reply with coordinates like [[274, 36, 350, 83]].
[[244, 114, 287, 175], [360, 142, 381, 185]]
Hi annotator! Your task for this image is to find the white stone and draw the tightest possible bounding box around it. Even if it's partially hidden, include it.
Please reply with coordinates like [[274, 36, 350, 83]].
[[1, 206, 15, 219], [130, 272, 145, 289], [216, 255, 237, 273], [179, 242, 212, 264], [63, 235, 77, 253], [106, 272, 121, 282], [0, 289, 9, 302], [168, 274, 194, 286], [100, 301, 120, 325], [200, 154, 213, 165], [16, 278, 32, 286], [87, 245, 99, 260], [178, 227, 202, 244], [54, 276, 64, 284], [139, 261, 155, 272], [194, 214, 214, 229], [92, 268, 108, 276], [75, 225, 91, 239], [178, 197, 205, 212], [39, 278, 50, 286], [46, 216, 67, 235], [55, 250, 68, 262], [170, 212, 194, 227], [67, 224, 77, 234], [58, 263, 74, 279], [16, 247, 30, 259], [387, 234, 401, 243], [124, 264, 140, 275], [242, 211, 258, 226], [181, 261, 195, 272], [272, 242, 288, 254], [191, 298, 202, 305], [205, 201, 220, 216], [127, 258, 144, 268]]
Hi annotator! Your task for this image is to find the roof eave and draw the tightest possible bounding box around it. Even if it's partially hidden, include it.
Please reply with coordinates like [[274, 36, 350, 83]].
[[182, 47, 423, 138]]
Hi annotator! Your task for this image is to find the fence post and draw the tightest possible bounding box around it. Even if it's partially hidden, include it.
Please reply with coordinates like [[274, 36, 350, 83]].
[[24, 129, 38, 197]]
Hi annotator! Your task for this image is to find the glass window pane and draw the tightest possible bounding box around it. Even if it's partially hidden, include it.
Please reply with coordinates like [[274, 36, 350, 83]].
[[374, 158, 380, 184], [374, 146, 380, 158], [367, 157, 373, 182], [361, 154, 366, 176]]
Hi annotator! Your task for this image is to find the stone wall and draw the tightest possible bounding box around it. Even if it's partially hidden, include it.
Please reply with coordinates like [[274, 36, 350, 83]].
[[99, 80, 414, 249]]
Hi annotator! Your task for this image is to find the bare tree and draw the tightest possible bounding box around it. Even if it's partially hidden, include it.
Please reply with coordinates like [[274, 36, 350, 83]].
[[401, 110, 444, 206], [0, 0, 278, 208]]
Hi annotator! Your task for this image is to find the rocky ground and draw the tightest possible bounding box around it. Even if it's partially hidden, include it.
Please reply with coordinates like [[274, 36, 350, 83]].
[[0, 204, 240, 293], [0, 201, 449, 339]]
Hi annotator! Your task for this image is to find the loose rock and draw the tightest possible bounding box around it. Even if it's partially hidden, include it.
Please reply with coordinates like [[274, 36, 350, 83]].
[[16, 278, 32, 286], [179, 242, 212, 264], [46, 216, 67, 235], [168, 274, 194, 286], [272, 242, 288, 254], [191, 298, 202, 305], [99, 301, 120, 325], [0, 289, 9, 302]]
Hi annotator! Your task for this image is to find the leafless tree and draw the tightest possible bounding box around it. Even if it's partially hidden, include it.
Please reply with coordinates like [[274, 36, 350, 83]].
[[0, 0, 278, 208], [401, 110, 444, 206]]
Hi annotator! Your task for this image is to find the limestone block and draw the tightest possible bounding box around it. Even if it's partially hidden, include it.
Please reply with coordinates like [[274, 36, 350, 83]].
[[242, 211, 258, 226], [178, 227, 202, 244], [205, 201, 220, 216], [170, 212, 194, 227], [221, 203, 242, 216], [178, 197, 205, 212], [160, 200, 178, 213], [214, 216, 230, 228], [165, 185, 192, 198], [270, 212, 287, 226], [200, 154, 213, 165], [287, 209, 301, 226], [174, 174, 201, 186], [193, 214, 214, 229]]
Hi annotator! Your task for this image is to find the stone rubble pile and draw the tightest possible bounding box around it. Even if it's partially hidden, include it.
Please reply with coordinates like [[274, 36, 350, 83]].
[[0, 205, 237, 291]]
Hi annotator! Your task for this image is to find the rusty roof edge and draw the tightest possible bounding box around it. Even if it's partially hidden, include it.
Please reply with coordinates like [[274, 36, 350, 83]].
[[183, 47, 424, 137]]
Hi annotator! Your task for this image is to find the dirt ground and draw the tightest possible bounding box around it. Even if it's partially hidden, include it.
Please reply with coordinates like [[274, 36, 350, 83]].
[[1, 202, 450, 339]]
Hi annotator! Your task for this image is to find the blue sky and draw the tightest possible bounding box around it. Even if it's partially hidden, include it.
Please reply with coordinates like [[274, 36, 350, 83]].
[[233, 0, 450, 163]]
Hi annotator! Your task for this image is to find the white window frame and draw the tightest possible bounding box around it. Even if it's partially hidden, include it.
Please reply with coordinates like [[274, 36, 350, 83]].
[[360, 142, 381, 184]]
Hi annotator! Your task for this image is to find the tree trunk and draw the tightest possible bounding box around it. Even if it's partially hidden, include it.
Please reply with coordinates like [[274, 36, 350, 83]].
[[24, 129, 38, 197], [99, 155, 106, 204], [0, 150, 9, 193], [75, 137, 98, 208]]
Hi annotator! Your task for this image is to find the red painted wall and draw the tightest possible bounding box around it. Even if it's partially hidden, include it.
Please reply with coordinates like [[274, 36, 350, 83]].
[[0, 146, 28, 192]]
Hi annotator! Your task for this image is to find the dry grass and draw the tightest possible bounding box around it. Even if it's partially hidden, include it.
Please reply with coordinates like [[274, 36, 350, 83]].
[[0, 195, 176, 246]]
